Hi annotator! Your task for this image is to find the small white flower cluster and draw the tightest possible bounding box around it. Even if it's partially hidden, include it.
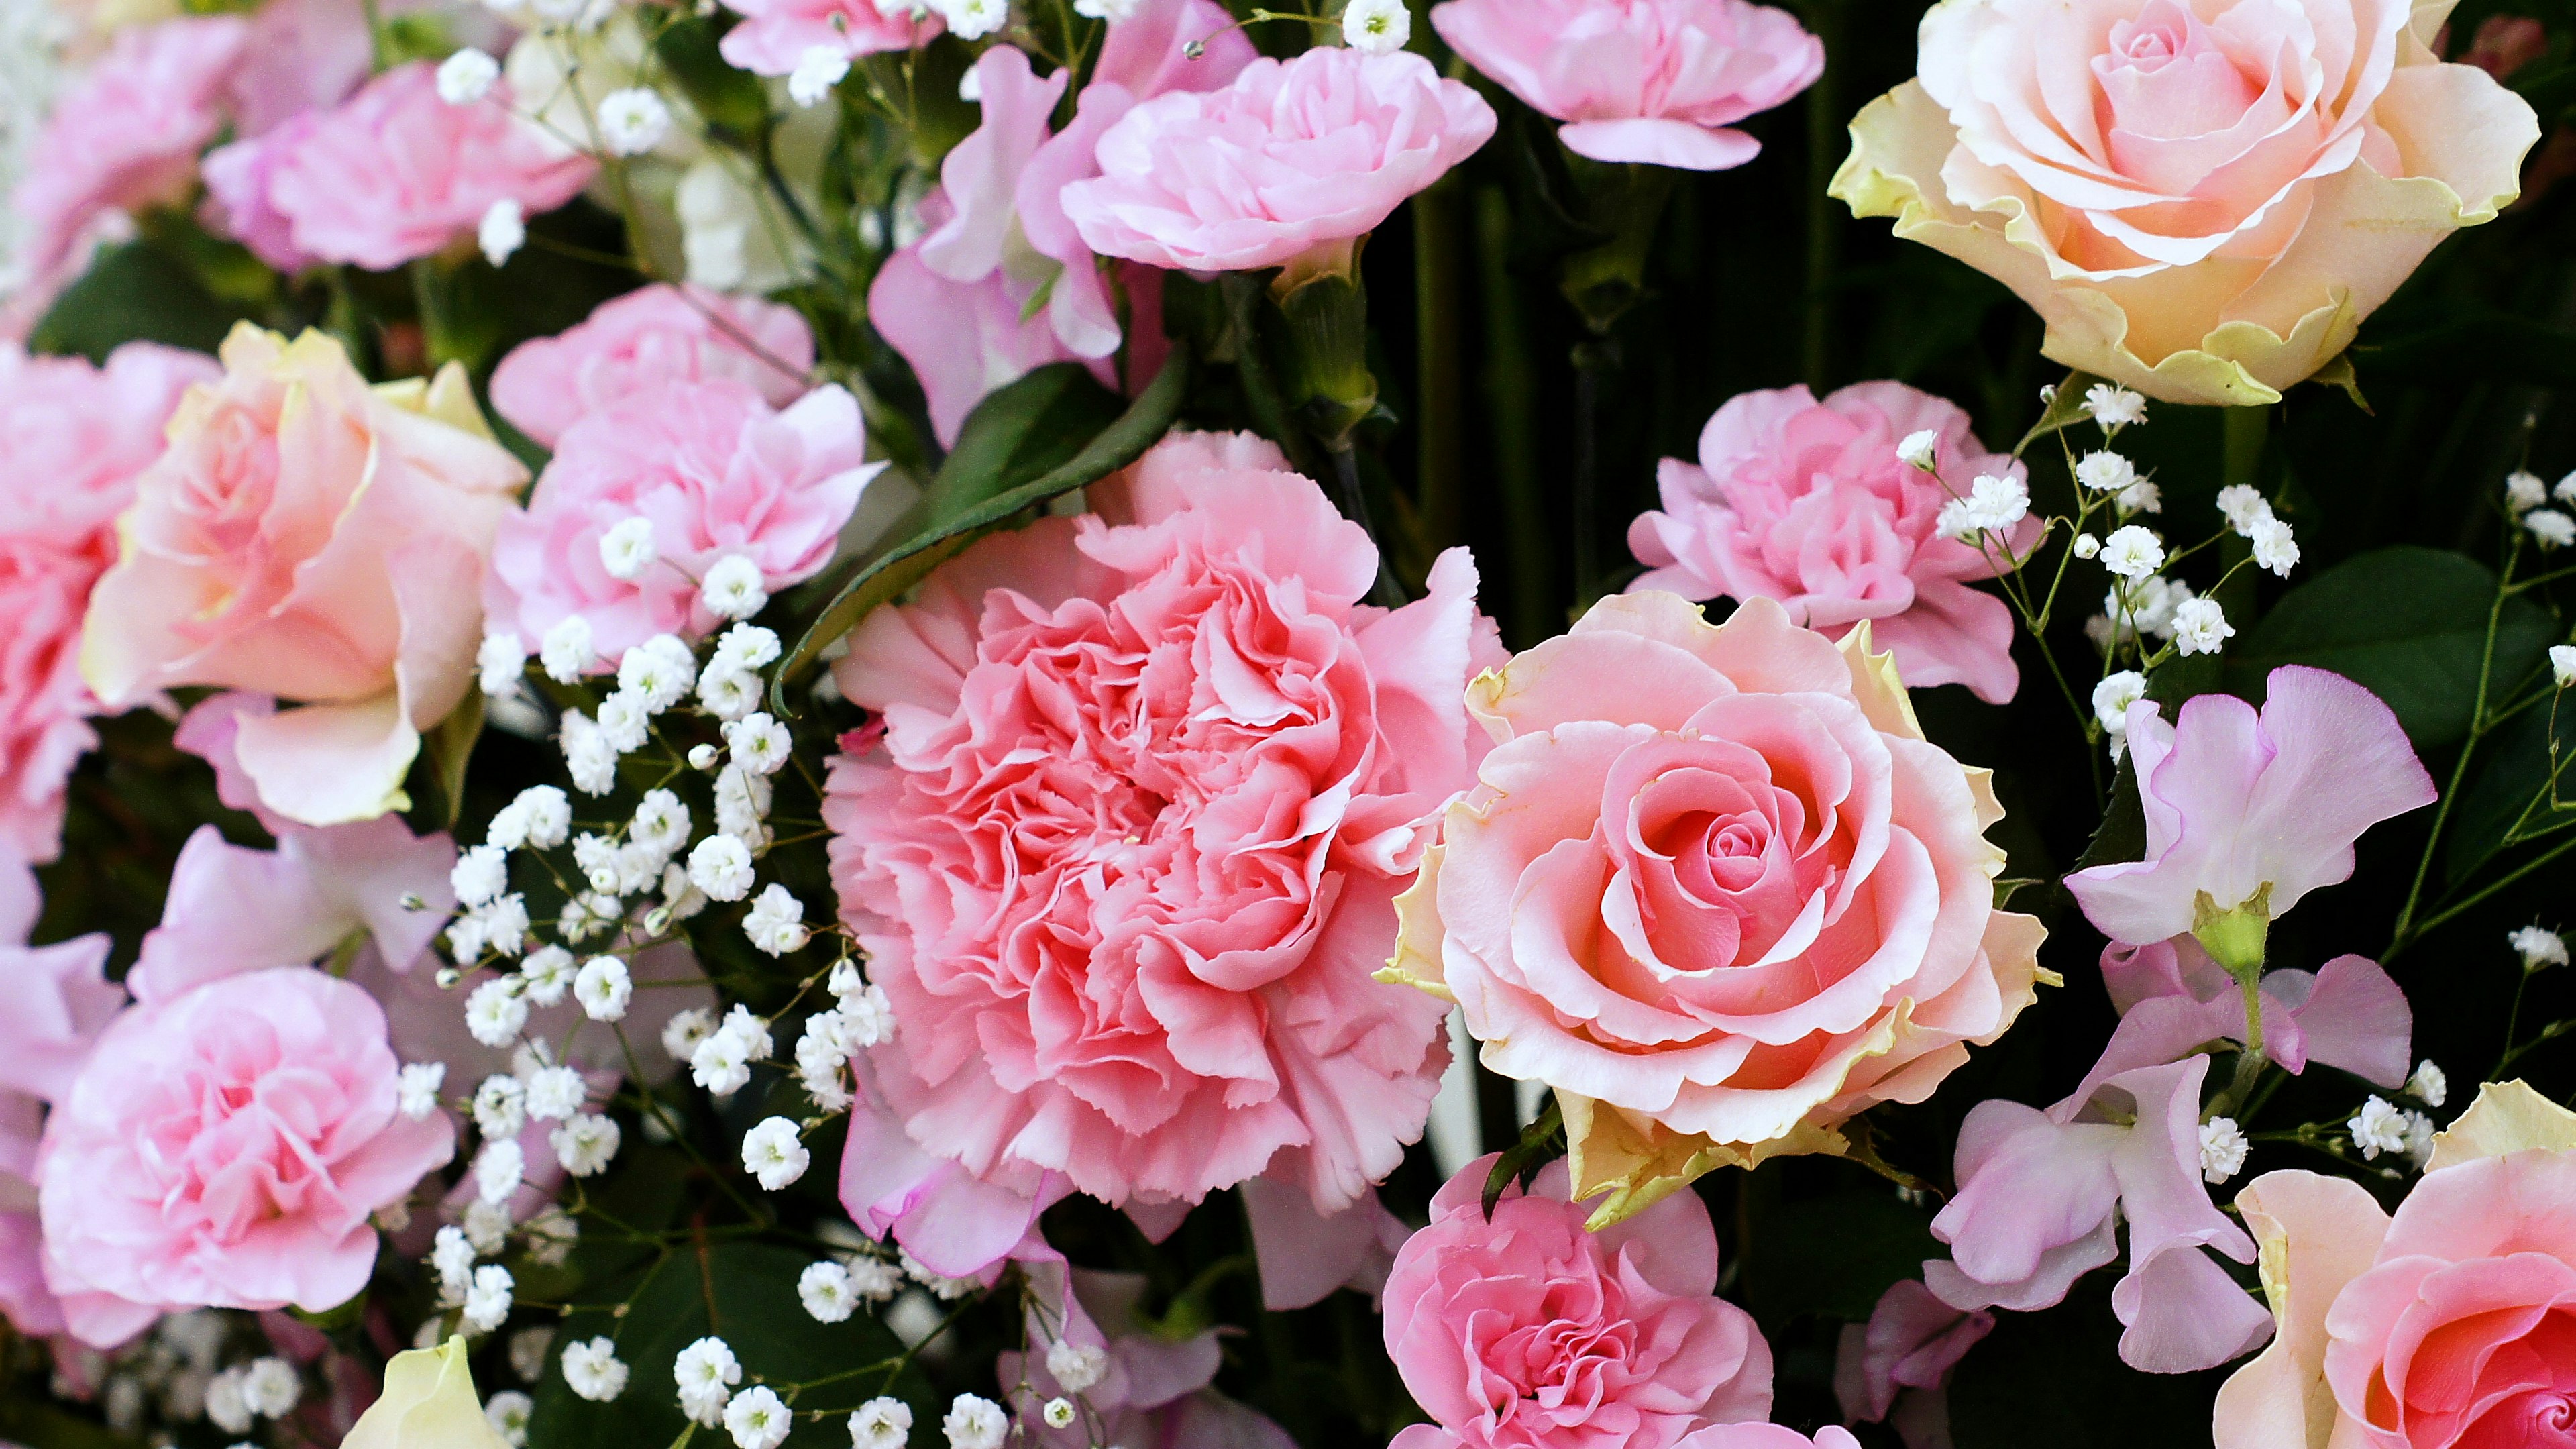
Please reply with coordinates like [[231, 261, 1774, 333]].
[[796, 959, 898, 1111], [2214, 484, 2300, 578], [943, 1393, 1009, 1449], [2510, 923, 2569, 971], [797, 1251, 903, 1323], [2506, 468, 2576, 549], [2553, 644, 2576, 690], [2074, 449, 2159, 517], [1341, 0, 1409, 52], [692, 1004, 775, 1096], [1935, 472, 2031, 543], [204, 1357, 301, 1435], [2196, 1116, 2247, 1185], [2090, 670, 2148, 759], [918, 0, 1008, 39], [2349, 1094, 2437, 1168], [2080, 382, 2147, 431]]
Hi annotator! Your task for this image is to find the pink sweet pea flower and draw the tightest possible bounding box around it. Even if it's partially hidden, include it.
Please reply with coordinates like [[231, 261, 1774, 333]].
[[870, 11, 1250, 443], [2092, 936, 2413, 1091], [824, 431, 1495, 1223], [1385, 1153, 1774, 1449], [490, 284, 817, 449], [215, 63, 594, 272], [1430, 0, 1821, 170], [80, 326, 528, 828], [36, 965, 456, 1346], [1628, 381, 2033, 704], [0, 341, 217, 862], [1062, 45, 1496, 274], [8, 16, 250, 294], [1001, 1262, 1298, 1448], [1240, 1174, 1407, 1310], [1926, 1055, 2273, 1374], [716, 0, 937, 75], [1833, 1279, 1992, 1446], [483, 380, 883, 663], [2065, 667, 2437, 949], [2215, 1086, 2576, 1449]]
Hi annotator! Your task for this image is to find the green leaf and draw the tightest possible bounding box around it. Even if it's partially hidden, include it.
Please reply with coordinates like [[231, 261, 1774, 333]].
[[654, 15, 772, 136], [2224, 546, 2556, 747], [2012, 368, 2104, 456], [1482, 1096, 1566, 1219], [28, 237, 250, 361], [772, 341, 1191, 706], [420, 690, 484, 830], [527, 1243, 931, 1449], [1739, 1189, 1940, 1329], [2074, 750, 2145, 873]]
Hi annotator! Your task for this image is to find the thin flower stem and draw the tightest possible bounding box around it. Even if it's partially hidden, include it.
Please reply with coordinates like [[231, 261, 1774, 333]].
[[2392, 538, 2523, 958]]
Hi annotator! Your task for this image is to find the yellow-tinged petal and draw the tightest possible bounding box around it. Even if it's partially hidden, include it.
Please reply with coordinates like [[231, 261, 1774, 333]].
[[1564, 1090, 1848, 1230], [343, 1338, 512, 1449], [2427, 1079, 2576, 1171]]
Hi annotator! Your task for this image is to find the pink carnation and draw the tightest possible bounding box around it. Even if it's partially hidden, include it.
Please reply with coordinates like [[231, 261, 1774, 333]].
[[823, 431, 1497, 1224], [1385, 1154, 1773, 1449], [217, 64, 594, 272], [1431, 0, 1821, 170], [1627, 382, 2031, 704], [1062, 46, 1496, 273], [0, 848, 116, 1337], [484, 380, 881, 661], [9, 16, 250, 288], [716, 0, 938, 75], [36, 965, 454, 1346], [490, 284, 818, 449], [0, 341, 217, 862]]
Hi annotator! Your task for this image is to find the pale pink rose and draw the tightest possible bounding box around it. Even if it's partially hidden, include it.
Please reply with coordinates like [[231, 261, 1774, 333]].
[[2065, 666, 2435, 949], [484, 380, 880, 663], [1431, 0, 1821, 169], [0, 341, 215, 861], [2215, 1085, 2576, 1449], [490, 284, 816, 449], [1001, 1263, 1297, 1449], [1833, 1279, 1992, 1444], [871, 13, 1249, 443], [1926, 1054, 2272, 1374], [37, 965, 455, 1346], [1062, 46, 1497, 273], [80, 325, 529, 828], [716, 0, 936, 75], [2094, 936, 2412, 1089], [229, 63, 594, 271], [1385, 593, 2048, 1218], [1833, 0, 2542, 405], [824, 431, 1496, 1224], [1384, 1153, 1773, 1449], [8, 16, 249, 289], [1628, 382, 2031, 704]]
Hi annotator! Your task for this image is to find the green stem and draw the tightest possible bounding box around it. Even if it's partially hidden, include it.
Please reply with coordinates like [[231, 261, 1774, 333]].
[[1330, 443, 1407, 610], [1798, 0, 1843, 391], [1572, 341, 1611, 612], [2391, 539, 2519, 959], [1472, 185, 1551, 646], [407, 258, 461, 371]]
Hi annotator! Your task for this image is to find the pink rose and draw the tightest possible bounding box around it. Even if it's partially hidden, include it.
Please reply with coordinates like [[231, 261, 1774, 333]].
[[1926, 1055, 2272, 1374], [2216, 1082, 2576, 1449], [2066, 666, 2435, 950], [870, 12, 1249, 442], [1384, 593, 2048, 1219], [490, 284, 816, 449], [1833, 0, 2542, 405], [9, 16, 250, 288], [37, 965, 455, 1346], [716, 0, 936, 75], [218, 64, 594, 272], [1430, 0, 1821, 170], [80, 325, 529, 828], [1062, 46, 1496, 274], [1627, 381, 2032, 704], [1384, 1153, 1773, 1449], [823, 431, 1497, 1224], [0, 341, 215, 861], [483, 380, 881, 663]]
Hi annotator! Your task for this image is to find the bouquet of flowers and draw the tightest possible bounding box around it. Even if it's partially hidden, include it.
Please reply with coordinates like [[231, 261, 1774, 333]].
[[4, 0, 2573, 1442]]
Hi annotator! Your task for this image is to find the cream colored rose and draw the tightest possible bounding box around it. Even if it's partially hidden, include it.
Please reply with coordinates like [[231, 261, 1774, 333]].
[[1831, 0, 2540, 406], [344, 1338, 513, 1449]]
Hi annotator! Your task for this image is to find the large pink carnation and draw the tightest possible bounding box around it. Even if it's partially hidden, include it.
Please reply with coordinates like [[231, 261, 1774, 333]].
[[1430, 0, 1821, 170], [1062, 46, 1496, 274], [211, 63, 594, 272], [484, 380, 881, 662], [1385, 1154, 1772, 1449], [823, 431, 1497, 1220], [0, 341, 217, 861], [8, 17, 250, 301], [1627, 382, 2031, 704], [490, 285, 816, 449]]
